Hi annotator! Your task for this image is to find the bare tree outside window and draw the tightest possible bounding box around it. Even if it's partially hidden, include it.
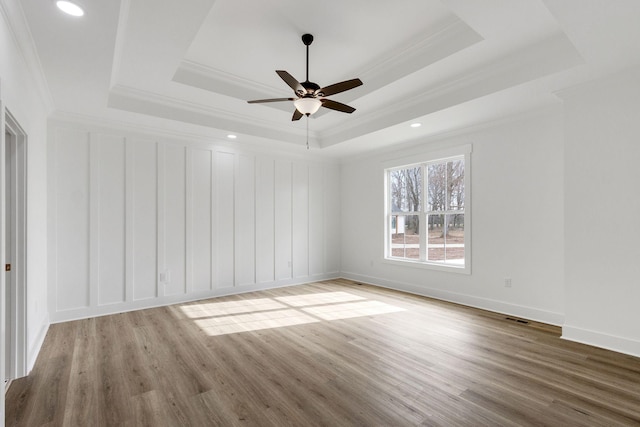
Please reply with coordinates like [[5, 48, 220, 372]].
[[390, 166, 422, 259], [387, 156, 467, 268]]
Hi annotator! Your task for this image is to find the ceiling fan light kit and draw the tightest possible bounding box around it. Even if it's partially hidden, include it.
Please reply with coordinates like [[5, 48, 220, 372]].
[[248, 33, 363, 121], [293, 97, 322, 115]]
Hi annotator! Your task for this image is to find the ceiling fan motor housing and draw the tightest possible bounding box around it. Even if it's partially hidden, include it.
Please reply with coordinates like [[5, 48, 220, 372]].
[[301, 81, 321, 96]]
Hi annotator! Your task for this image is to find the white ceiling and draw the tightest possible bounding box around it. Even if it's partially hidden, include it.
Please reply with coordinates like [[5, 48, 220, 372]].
[[17, 0, 640, 157]]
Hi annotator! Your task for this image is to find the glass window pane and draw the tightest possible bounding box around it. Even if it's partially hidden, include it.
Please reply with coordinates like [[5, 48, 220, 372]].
[[427, 214, 445, 260], [445, 214, 464, 264], [390, 215, 420, 259], [427, 163, 446, 211], [447, 160, 465, 210], [390, 167, 421, 213]]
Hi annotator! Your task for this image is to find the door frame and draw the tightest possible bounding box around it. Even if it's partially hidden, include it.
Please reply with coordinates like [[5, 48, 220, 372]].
[[3, 107, 28, 384]]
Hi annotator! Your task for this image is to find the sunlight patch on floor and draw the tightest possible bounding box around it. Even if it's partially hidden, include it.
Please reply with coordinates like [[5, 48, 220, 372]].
[[181, 291, 405, 336], [194, 309, 319, 336], [274, 291, 366, 307], [302, 300, 405, 320], [179, 298, 287, 319]]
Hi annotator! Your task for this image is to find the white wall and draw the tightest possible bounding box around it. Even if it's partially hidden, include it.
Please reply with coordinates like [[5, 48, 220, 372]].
[[340, 108, 565, 325], [47, 121, 341, 322], [0, 0, 50, 374], [1, 2, 51, 423], [560, 67, 640, 357]]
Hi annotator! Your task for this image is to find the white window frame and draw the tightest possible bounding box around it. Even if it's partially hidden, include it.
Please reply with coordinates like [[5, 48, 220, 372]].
[[383, 144, 471, 274]]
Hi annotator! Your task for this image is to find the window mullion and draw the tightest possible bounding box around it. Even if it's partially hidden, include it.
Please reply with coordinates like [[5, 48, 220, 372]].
[[384, 153, 469, 273], [420, 163, 427, 261]]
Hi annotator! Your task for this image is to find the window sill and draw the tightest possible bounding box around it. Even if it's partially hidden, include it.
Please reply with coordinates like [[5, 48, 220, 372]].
[[382, 257, 471, 275]]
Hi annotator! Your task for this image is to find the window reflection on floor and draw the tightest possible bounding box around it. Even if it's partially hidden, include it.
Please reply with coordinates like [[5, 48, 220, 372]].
[[178, 291, 405, 336]]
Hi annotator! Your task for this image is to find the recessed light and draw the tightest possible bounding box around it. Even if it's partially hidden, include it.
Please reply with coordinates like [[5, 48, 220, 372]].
[[56, 1, 84, 17], [227, 134, 237, 139], [410, 123, 422, 128]]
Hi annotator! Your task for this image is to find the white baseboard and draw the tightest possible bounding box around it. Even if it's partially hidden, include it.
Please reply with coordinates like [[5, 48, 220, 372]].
[[341, 271, 564, 326], [562, 325, 640, 358], [27, 318, 50, 374], [49, 273, 340, 324]]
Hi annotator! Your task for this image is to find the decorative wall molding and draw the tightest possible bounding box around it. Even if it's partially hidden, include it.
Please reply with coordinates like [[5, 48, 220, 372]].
[[48, 123, 341, 323]]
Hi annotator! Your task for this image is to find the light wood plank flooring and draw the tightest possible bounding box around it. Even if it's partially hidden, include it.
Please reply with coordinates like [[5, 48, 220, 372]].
[[6, 279, 640, 426]]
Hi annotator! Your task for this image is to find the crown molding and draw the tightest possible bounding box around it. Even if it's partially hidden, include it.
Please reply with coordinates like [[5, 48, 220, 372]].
[[173, 15, 482, 110], [175, 60, 286, 97], [554, 63, 640, 101], [109, 0, 131, 88], [350, 17, 482, 100], [109, 31, 582, 152], [319, 31, 583, 148], [49, 110, 337, 161], [0, 0, 54, 112], [107, 84, 321, 146]]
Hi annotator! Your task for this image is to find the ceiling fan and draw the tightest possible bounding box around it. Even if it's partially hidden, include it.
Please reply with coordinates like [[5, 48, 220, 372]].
[[248, 33, 363, 121]]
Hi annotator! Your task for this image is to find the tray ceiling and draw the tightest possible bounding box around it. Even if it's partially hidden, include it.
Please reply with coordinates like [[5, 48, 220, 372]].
[[16, 0, 640, 156]]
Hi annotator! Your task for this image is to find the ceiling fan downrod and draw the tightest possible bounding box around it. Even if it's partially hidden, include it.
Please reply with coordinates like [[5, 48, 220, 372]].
[[302, 33, 313, 83]]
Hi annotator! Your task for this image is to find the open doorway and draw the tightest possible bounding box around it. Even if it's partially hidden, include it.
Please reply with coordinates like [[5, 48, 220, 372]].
[[3, 110, 27, 389]]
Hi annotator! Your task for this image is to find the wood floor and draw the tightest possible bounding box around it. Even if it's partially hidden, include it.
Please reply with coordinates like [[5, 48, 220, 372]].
[[6, 279, 640, 426]]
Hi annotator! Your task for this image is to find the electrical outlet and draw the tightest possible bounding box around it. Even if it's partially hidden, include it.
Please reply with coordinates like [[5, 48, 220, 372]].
[[160, 270, 172, 283], [504, 278, 512, 288]]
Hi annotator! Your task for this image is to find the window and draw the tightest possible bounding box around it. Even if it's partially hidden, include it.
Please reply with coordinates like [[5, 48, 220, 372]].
[[384, 146, 471, 273]]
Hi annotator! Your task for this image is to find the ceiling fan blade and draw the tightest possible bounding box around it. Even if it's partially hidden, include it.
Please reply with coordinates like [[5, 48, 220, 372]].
[[318, 78, 363, 97], [321, 99, 356, 114], [247, 97, 295, 104], [276, 70, 305, 94], [292, 109, 303, 121]]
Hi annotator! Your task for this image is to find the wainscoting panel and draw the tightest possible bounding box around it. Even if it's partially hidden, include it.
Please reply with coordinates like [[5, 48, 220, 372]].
[[191, 148, 213, 292], [164, 145, 187, 296], [274, 159, 292, 281], [54, 128, 90, 311], [131, 139, 158, 301], [214, 151, 235, 290], [308, 166, 325, 276], [292, 162, 309, 278], [235, 154, 256, 287], [95, 134, 126, 306], [255, 157, 275, 284], [325, 167, 341, 273], [49, 123, 341, 322]]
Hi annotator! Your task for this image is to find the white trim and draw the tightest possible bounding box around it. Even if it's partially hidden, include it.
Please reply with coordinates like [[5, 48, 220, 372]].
[[49, 273, 340, 324], [383, 145, 471, 274], [381, 257, 469, 274], [341, 271, 564, 326], [562, 325, 640, 359], [26, 320, 48, 373], [0, 80, 5, 424], [3, 109, 28, 382], [383, 144, 472, 169], [48, 114, 337, 164]]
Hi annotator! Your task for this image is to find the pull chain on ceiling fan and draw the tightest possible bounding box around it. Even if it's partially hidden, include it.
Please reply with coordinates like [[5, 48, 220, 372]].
[[247, 33, 363, 122]]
